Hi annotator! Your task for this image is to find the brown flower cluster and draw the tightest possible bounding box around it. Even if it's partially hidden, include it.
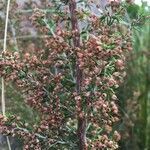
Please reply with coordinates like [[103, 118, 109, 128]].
[[0, 1, 132, 149]]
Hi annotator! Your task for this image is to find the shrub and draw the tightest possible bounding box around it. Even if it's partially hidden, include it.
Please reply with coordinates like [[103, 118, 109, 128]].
[[0, 1, 132, 149]]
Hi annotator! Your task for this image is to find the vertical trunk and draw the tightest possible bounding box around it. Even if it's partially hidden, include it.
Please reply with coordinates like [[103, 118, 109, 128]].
[[77, 117, 87, 150], [69, 1, 87, 149]]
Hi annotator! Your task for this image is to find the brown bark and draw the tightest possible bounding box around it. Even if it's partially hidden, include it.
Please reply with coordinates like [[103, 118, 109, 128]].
[[69, 1, 87, 150], [77, 117, 87, 150]]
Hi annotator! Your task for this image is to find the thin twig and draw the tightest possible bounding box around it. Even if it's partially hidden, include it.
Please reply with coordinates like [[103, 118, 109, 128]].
[[3, 0, 10, 51], [1, 0, 11, 149], [1, 78, 5, 116], [15, 9, 54, 14], [0, 34, 50, 43], [6, 137, 12, 150]]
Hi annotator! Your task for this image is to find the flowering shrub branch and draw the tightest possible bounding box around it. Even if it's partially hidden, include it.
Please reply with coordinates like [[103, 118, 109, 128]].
[[0, 0, 133, 149]]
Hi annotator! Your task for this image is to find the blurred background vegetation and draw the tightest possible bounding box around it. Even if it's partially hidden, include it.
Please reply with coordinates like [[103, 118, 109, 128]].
[[0, 0, 150, 149], [118, 1, 150, 150]]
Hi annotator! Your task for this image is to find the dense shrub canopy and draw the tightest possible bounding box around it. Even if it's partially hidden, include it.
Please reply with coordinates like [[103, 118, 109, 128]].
[[0, 0, 134, 149]]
